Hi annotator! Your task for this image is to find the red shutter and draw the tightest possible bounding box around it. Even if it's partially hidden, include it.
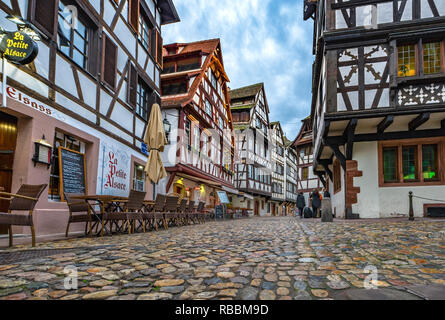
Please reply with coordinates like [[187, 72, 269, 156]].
[[128, 0, 139, 33], [156, 30, 163, 68], [34, 0, 56, 35], [102, 35, 118, 88], [128, 64, 138, 107]]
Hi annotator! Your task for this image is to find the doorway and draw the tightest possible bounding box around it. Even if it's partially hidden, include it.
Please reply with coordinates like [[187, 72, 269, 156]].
[[254, 200, 259, 216], [0, 112, 18, 234]]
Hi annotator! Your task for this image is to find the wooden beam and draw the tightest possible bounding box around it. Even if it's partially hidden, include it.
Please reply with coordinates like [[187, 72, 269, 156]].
[[343, 118, 358, 160], [319, 161, 333, 181], [409, 113, 430, 131], [377, 115, 394, 134], [323, 119, 331, 138], [325, 141, 346, 170], [315, 171, 327, 188]]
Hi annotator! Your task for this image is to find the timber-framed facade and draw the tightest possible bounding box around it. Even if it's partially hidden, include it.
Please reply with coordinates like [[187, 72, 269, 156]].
[[159, 39, 236, 206], [230, 83, 272, 216], [305, 0, 445, 218], [0, 0, 179, 237], [270, 121, 286, 216]]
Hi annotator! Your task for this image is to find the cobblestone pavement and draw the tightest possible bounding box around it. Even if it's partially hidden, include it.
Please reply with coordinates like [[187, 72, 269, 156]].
[[0, 217, 444, 300]]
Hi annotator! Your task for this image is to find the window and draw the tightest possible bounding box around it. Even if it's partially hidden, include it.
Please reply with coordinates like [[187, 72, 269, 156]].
[[248, 165, 253, 179], [398, 44, 416, 77], [49, 131, 86, 200], [210, 71, 218, 89], [423, 145, 438, 181], [128, 0, 139, 32], [383, 147, 398, 183], [423, 42, 442, 75], [333, 159, 341, 193], [138, 11, 152, 52], [58, 0, 90, 69], [398, 41, 445, 77], [133, 164, 145, 191], [193, 125, 200, 150], [136, 79, 154, 120], [302, 167, 309, 180], [402, 146, 418, 181], [201, 133, 208, 156], [205, 99, 212, 117], [380, 140, 443, 186], [185, 120, 191, 146], [177, 58, 201, 72], [218, 116, 224, 129]]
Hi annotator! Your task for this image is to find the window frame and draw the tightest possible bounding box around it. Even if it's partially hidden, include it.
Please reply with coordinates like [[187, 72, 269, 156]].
[[133, 163, 146, 192], [378, 138, 444, 187], [396, 39, 445, 79]]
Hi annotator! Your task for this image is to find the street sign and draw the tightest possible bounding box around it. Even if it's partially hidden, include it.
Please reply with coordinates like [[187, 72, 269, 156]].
[[216, 191, 230, 204], [0, 31, 39, 65], [141, 142, 148, 155]]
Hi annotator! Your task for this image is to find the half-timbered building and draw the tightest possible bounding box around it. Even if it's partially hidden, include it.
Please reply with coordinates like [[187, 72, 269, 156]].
[[0, 0, 179, 239], [270, 121, 286, 216], [230, 83, 272, 216], [293, 116, 322, 205], [158, 39, 237, 206], [284, 137, 298, 215], [304, 0, 445, 218]]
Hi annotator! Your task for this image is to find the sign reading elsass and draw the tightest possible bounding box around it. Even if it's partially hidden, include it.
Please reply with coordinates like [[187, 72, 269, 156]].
[[0, 31, 38, 65]]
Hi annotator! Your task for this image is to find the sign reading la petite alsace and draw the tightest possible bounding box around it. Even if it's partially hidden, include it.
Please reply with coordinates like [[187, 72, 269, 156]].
[[0, 31, 39, 65]]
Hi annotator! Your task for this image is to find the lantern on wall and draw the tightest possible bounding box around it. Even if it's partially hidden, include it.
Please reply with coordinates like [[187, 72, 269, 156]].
[[32, 135, 52, 168], [163, 116, 171, 144]]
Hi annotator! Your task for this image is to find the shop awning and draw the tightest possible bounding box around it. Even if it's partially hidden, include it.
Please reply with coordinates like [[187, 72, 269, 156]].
[[176, 173, 220, 187], [222, 186, 239, 195], [239, 192, 254, 200]]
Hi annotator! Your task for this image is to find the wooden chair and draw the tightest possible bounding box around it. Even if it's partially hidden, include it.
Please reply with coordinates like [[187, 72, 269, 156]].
[[186, 200, 199, 224], [0, 184, 47, 247], [143, 194, 167, 231], [177, 199, 188, 226], [197, 202, 208, 224], [164, 195, 179, 228], [123, 190, 146, 234], [64, 193, 99, 238]]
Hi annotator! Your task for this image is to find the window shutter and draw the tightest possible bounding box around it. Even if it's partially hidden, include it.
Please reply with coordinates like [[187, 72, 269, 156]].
[[150, 29, 157, 58], [34, 0, 56, 35], [156, 30, 163, 68], [102, 35, 118, 89], [128, 64, 138, 107], [128, 0, 139, 33]]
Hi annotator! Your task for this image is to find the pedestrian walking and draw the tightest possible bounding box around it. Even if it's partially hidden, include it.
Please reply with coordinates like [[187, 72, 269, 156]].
[[296, 192, 305, 219], [310, 189, 322, 218], [323, 187, 331, 198]]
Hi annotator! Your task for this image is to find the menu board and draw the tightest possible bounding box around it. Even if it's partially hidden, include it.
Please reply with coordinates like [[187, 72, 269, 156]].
[[58, 147, 87, 200], [216, 191, 230, 204]]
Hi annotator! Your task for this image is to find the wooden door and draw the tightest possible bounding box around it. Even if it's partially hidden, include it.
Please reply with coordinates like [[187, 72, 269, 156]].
[[271, 203, 275, 216], [254, 200, 259, 216], [0, 112, 18, 234]]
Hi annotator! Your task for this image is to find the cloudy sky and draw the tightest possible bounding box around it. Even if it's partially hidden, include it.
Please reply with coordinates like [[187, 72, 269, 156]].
[[162, 0, 314, 140]]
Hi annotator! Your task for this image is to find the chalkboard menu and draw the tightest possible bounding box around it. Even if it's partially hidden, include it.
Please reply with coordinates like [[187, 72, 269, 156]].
[[58, 147, 87, 200]]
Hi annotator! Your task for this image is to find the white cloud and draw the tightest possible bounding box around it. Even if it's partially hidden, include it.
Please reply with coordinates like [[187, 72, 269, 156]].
[[163, 0, 313, 139]]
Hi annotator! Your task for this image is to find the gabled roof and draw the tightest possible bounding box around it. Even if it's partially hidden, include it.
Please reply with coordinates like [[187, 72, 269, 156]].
[[292, 116, 313, 147], [229, 83, 263, 101], [161, 39, 223, 108], [270, 121, 285, 145]]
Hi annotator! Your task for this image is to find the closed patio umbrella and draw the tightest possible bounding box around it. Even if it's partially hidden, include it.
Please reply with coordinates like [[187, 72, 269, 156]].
[[144, 103, 167, 184]]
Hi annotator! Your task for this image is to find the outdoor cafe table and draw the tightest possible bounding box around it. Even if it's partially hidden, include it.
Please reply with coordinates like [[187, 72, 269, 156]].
[[72, 195, 128, 236]]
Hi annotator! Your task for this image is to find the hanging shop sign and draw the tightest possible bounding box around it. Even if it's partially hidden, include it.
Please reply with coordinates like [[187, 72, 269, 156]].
[[0, 31, 39, 65]]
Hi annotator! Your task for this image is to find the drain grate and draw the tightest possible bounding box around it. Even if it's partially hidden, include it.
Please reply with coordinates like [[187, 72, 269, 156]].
[[0, 245, 115, 264]]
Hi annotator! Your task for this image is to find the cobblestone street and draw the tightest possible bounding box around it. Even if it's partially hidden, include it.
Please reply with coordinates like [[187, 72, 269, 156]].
[[0, 217, 444, 300]]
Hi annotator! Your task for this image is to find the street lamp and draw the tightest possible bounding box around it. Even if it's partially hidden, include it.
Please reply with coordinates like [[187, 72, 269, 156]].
[[5, 15, 42, 41], [163, 116, 171, 144]]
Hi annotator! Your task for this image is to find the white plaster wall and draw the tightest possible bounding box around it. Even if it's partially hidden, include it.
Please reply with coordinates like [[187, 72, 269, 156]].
[[353, 141, 445, 218], [352, 141, 380, 218], [161, 109, 179, 167]]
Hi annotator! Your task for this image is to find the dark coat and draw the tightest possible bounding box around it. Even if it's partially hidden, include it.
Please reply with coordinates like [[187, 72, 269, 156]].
[[296, 194, 306, 208], [311, 191, 321, 208]]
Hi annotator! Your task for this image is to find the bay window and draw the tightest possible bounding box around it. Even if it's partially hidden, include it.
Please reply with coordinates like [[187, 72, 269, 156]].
[[397, 40, 444, 77]]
